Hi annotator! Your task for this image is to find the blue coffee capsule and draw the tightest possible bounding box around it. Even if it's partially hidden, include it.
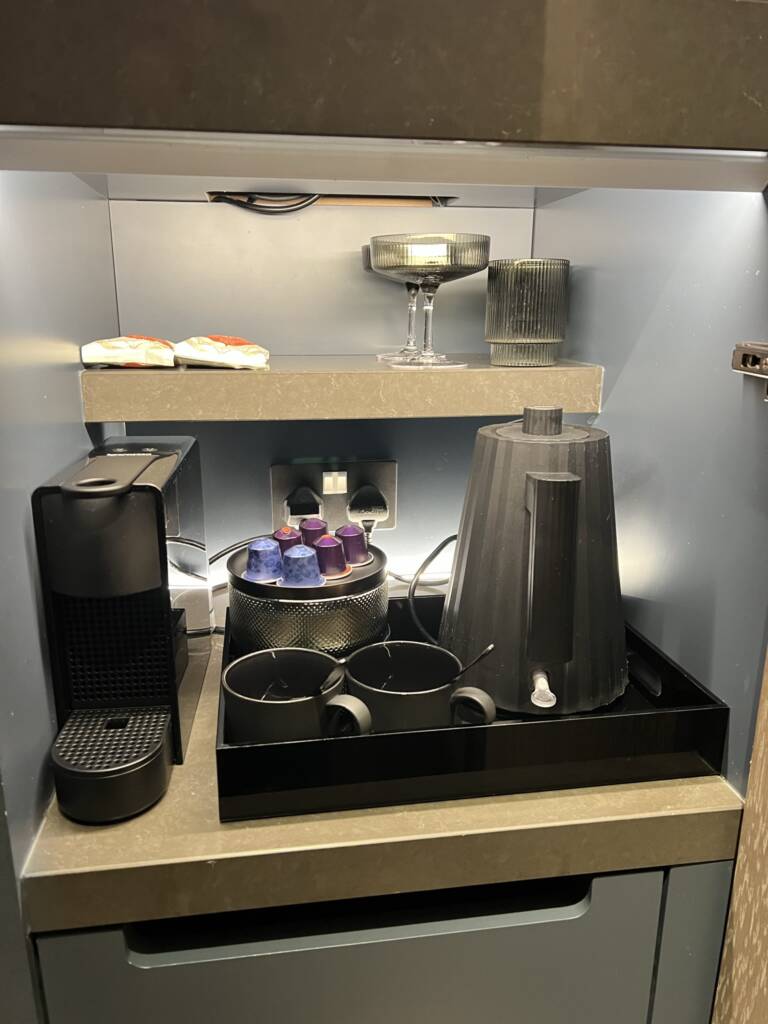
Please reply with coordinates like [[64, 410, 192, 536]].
[[279, 544, 326, 588], [243, 537, 283, 583]]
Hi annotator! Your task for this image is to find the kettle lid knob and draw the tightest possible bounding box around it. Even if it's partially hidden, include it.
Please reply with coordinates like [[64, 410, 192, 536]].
[[522, 407, 563, 436]]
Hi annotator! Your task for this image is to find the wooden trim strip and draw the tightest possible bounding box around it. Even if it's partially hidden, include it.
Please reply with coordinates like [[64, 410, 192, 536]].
[[713, 646, 768, 1024]]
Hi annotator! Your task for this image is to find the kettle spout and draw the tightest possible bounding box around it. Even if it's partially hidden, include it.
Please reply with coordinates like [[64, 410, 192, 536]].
[[531, 670, 557, 710]]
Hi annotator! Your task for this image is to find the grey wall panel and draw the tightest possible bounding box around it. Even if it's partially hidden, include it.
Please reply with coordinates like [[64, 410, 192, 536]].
[[128, 417, 503, 588], [0, 171, 118, 872], [533, 189, 768, 792], [0, 788, 40, 1024], [651, 861, 733, 1024], [109, 202, 533, 356], [118, 202, 534, 585]]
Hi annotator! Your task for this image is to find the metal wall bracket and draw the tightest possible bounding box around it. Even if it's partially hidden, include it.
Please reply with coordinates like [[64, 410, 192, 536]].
[[731, 342, 768, 400]]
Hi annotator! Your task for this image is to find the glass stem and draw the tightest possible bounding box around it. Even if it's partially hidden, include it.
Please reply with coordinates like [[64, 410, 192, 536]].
[[404, 283, 419, 353], [422, 286, 438, 356]]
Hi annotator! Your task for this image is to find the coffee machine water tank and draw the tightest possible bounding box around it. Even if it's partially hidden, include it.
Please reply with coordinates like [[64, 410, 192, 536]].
[[440, 407, 628, 714]]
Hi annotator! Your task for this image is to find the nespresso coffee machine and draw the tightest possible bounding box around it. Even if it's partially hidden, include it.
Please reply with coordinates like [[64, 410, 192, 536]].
[[33, 437, 211, 823]]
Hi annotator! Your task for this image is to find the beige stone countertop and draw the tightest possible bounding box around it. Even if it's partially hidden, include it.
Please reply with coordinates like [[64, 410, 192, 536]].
[[23, 638, 742, 933], [80, 356, 603, 422]]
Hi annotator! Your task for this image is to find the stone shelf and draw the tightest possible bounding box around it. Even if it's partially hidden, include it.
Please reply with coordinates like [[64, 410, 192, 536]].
[[81, 356, 603, 422]]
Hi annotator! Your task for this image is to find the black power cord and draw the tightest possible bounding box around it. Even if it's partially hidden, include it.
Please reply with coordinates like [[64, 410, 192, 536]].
[[169, 537, 247, 638], [209, 192, 321, 216], [407, 535, 457, 645], [388, 569, 450, 586], [208, 536, 267, 565], [170, 536, 269, 566]]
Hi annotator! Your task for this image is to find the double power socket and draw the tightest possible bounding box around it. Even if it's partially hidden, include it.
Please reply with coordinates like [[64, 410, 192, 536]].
[[270, 459, 397, 533]]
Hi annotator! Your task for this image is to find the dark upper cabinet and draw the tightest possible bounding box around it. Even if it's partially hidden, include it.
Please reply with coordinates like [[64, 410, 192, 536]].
[[2, 0, 767, 149]]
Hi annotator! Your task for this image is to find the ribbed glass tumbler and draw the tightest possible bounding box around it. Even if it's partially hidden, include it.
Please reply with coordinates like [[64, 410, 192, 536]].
[[485, 258, 570, 366]]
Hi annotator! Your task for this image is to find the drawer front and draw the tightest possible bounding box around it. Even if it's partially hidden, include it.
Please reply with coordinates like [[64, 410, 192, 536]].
[[38, 872, 662, 1024]]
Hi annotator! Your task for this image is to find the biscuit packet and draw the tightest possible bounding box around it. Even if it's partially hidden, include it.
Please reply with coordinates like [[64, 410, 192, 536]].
[[81, 335, 175, 367], [175, 335, 269, 369]]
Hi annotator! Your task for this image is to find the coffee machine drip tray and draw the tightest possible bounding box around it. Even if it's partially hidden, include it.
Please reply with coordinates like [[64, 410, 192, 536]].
[[216, 597, 728, 823]]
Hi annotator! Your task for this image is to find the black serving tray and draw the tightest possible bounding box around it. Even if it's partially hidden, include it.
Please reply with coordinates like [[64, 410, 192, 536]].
[[216, 596, 728, 822]]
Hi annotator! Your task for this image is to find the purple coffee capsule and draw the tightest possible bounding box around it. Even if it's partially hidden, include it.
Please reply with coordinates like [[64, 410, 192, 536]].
[[335, 523, 372, 566], [279, 544, 326, 588], [243, 537, 283, 582], [299, 517, 327, 547], [273, 525, 302, 556], [314, 534, 350, 578]]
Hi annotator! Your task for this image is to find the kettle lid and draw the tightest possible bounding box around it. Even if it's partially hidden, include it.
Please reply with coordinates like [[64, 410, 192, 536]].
[[522, 407, 563, 436], [491, 406, 597, 444]]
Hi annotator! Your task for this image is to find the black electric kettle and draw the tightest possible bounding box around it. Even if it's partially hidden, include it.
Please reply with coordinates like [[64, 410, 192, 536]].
[[436, 407, 628, 715]]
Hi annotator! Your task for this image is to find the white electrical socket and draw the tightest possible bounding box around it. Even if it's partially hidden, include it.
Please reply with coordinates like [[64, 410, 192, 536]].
[[271, 460, 397, 532], [322, 471, 348, 495]]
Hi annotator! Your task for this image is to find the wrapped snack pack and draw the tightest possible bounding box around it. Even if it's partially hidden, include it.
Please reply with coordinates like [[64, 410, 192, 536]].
[[81, 335, 175, 368], [175, 335, 270, 369]]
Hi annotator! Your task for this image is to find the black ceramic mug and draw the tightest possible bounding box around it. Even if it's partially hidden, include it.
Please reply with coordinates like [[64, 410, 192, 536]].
[[223, 648, 372, 744], [344, 641, 496, 733]]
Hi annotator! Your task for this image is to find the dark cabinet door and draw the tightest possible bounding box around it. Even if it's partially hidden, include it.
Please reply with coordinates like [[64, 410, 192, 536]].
[[38, 873, 663, 1024], [2, 1, 767, 149]]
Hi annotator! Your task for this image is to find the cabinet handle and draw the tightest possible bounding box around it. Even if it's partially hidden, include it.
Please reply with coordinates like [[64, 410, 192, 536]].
[[125, 881, 593, 968]]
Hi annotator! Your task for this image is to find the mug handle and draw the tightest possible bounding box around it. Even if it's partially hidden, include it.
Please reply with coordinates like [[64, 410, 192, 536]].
[[450, 686, 496, 726], [324, 694, 372, 737]]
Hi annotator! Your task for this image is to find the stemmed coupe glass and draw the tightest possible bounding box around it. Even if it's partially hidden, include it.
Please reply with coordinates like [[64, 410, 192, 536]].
[[361, 244, 420, 362], [368, 233, 490, 369]]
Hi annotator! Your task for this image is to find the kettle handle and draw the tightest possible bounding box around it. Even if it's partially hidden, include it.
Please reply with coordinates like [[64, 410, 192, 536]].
[[525, 472, 581, 664]]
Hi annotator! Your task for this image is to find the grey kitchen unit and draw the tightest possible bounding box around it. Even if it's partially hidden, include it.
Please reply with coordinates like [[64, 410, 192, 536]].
[[2, 1, 768, 149], [23, 643, 743, 1024], [2, 122, 764, 1024], [36, 864, 732, 1024]]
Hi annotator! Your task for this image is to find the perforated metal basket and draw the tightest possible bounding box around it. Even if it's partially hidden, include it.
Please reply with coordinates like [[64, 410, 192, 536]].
[[227, 545, 389, 657]]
